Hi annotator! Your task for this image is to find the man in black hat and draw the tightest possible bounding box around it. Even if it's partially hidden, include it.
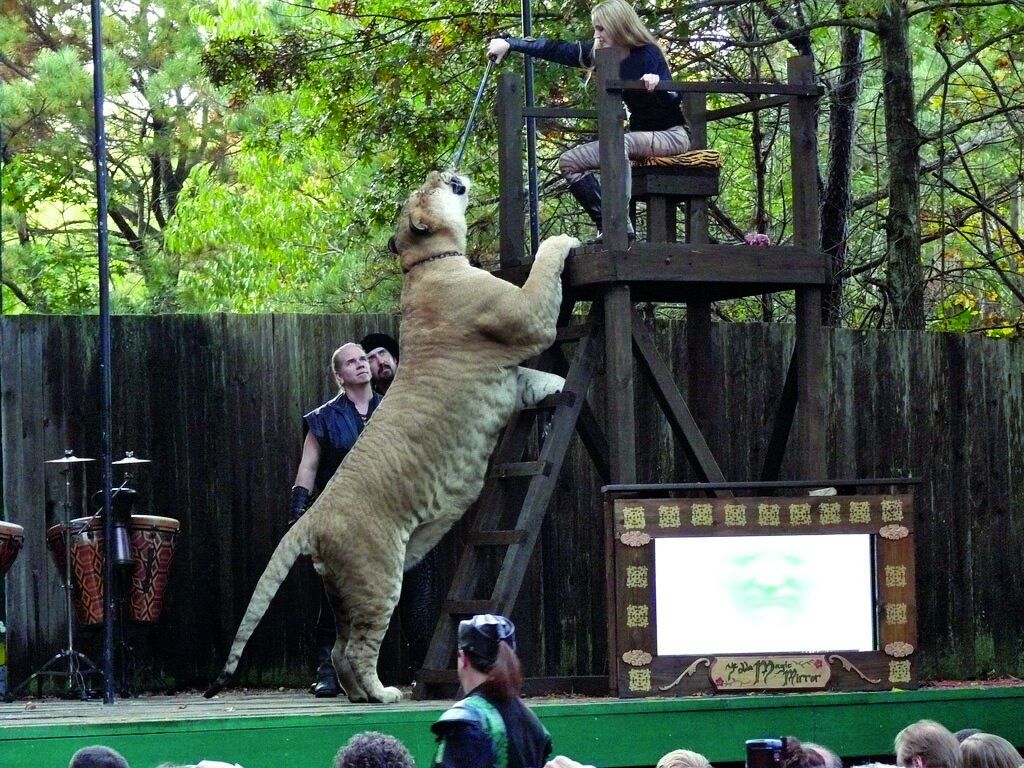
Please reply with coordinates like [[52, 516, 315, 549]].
[[359, 330, 441, 686], [359, 332, 399, 395]]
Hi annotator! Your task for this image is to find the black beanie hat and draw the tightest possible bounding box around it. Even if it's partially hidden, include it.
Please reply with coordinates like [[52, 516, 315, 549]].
[[458, 614, 516, 671], [359, 332, 399, 362]]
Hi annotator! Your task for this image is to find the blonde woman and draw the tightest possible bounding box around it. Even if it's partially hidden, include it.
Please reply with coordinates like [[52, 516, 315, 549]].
[[488, 0, 690, 240]]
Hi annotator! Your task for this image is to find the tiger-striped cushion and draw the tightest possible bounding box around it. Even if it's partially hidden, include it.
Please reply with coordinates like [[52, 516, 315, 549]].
[[632, 149, 724, 169]]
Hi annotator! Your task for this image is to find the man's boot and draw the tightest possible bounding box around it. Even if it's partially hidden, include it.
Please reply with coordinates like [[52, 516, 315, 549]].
[[566, 172, 634, 244], [310, 646, 340, 698]]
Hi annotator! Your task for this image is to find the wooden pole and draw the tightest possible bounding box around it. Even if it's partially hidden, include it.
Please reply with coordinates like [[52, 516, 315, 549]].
[[788, 55, 827, 478], [497, 73, 525, 268], [604, 289, 636, 483], [596, 49, 629, 250]]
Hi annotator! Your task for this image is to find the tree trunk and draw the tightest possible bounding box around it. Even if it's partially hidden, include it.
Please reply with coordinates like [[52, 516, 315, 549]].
[[820, 12, 863, 326], [877, 0, 925, 329]]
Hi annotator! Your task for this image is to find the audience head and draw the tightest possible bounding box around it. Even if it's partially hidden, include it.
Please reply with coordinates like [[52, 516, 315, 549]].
[[457, 613, 522, 701], [334, 731, 415, 768], [954, 731, 983, 744], [658, 749, 712, 768], [960, 733, 1024, 768], [782, 738, 828, 768], [895, 720, 962, 768], [804, 743, 843, 768], [69, 746, 131, 768]]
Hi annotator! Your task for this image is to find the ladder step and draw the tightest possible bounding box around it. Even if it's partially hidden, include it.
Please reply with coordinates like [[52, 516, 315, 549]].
[[466, 529, 527, 546], [445, 599, 495, 616], [488, 460, 551, 479]]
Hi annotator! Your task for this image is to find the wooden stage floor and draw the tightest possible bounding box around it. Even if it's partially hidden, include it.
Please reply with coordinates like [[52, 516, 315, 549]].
[[1, 684, 1023, 768]]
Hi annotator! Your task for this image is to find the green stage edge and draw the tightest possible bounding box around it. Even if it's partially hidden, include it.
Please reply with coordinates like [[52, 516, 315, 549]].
[[1, 687, 1022, 768]]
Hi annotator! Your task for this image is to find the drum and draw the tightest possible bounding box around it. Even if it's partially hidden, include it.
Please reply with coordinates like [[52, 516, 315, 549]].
[[126, 515, 180, 624], [0, 521, 25, 578], [46, 515, 180, 626]]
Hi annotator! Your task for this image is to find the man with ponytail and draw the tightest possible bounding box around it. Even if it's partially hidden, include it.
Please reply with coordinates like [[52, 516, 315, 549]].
[[431, 614, 552, 768]]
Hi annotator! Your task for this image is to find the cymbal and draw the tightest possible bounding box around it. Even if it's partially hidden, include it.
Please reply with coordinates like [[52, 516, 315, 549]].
[[112, 456, 151, 466], [44, 455, 95, 464]]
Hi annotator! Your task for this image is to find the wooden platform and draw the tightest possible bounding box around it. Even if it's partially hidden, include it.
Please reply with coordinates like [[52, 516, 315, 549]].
[[1, 685, 1022, 768], [492, 244, 826, 304]]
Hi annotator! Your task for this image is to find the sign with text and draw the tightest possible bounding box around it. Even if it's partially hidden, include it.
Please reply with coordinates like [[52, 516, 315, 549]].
[[710, 655, 830, 691]]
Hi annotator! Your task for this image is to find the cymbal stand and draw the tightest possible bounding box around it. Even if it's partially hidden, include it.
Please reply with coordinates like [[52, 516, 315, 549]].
[[10, 464, 103, 700]]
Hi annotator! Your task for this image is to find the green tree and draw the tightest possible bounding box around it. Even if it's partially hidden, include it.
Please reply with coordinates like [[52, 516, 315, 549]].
[[2, 0, 232, 312]]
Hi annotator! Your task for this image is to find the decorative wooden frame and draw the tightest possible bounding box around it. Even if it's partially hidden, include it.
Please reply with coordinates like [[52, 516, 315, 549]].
[[608, 494, 917, 697]]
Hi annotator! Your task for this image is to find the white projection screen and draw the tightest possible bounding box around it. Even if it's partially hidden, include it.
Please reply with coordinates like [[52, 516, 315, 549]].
[[654, 534, 876, 656]]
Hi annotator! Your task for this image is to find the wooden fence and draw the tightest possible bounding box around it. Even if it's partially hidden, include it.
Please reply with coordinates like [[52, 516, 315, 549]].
[[1, 314, 1021, 689]]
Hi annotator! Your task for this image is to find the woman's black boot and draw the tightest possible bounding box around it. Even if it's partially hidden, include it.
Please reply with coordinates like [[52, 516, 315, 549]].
[[567, 173, 603, 232], [567, 173, 634, 244]]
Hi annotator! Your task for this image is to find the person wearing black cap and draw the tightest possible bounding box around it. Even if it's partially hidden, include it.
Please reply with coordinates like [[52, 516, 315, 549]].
[[431, 614, 552, 768], [359, 332, 400, 395], [360, 329, 440, 686], [288, 342, 383, 697]]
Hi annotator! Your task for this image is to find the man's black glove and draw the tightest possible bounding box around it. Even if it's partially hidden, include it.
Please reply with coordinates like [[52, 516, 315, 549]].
[[287, 485, 311, 527]]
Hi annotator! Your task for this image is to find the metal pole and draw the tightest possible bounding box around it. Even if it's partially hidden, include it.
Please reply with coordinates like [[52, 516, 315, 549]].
[[522, 0, 540, 255], [88, 0, 116, 705], [452, 58, 495, 171]]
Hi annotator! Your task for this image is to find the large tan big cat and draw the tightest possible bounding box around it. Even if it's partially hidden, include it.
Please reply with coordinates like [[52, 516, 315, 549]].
[[205, 170, 576, 703]]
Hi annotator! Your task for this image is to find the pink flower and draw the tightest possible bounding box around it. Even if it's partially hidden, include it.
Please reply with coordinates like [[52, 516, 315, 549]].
[[744, 233, 771, 246]]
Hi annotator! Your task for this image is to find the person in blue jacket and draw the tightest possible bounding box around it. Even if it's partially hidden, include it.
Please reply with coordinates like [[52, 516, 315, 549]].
[[488, 0, 691, 241], [432, 615, 552, 768], [287, 342, 382, 697]]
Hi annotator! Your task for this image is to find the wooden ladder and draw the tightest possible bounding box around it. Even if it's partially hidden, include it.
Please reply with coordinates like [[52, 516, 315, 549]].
[[413, 309, 604, 698]]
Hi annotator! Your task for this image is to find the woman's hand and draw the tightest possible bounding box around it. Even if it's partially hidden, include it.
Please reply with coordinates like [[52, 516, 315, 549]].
[[641, 73, 660, 91], [487, 38, 511, 63]]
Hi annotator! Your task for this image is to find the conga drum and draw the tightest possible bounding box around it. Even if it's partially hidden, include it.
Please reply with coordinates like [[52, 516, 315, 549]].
[[45, 515, 180, 626], [126, 515, 180, 624], [0, 521, 25, 577], [46, 517, 105, 626]]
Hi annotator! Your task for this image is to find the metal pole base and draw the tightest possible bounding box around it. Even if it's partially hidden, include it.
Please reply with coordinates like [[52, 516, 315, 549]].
[[7, 647, 104, 701]]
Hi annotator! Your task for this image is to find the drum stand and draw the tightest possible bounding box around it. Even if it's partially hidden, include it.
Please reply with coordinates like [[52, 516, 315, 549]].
[[9, 463, 103, 700]]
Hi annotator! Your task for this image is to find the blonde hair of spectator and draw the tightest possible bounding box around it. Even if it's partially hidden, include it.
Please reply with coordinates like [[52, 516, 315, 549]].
[[657, 749, 713, 768]]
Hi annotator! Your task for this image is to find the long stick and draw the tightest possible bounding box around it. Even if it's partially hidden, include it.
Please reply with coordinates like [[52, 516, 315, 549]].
[[452, 57, 495, 170]]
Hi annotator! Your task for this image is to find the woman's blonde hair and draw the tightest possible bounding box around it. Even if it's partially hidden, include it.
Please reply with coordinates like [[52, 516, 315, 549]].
[[657, 749, 713, 768], [591, 0, 660, 49]]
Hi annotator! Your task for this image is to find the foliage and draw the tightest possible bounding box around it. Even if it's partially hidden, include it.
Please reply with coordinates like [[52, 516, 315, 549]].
[[2, 0, 1023, 333]]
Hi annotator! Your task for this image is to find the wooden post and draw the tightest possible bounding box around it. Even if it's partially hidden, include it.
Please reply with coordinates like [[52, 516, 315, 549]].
[[596, 49, 629, 251], [683, 93, 717, 444], [683, 93, 709, 244], [789, 55, 827, 478], [497, 73, 525, 268], [604, 289, 636, 483]]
